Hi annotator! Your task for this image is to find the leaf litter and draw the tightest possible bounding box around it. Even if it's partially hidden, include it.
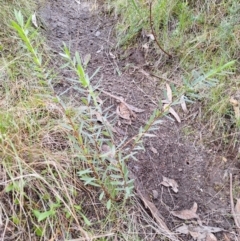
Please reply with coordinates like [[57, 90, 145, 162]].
[[176, 224, 222, 241], [162, 84, 182, 123], [128, 171, 179, 241], [171, 202, 199, 220], [160, 176, 179, 193]]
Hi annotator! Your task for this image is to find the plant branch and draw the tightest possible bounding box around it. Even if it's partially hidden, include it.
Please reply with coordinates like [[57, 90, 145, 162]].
[[149, 2, 172, 59]]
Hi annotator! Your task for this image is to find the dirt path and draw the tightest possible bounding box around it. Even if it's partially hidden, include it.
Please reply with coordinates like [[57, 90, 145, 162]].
[[39, 1, 237, 240]]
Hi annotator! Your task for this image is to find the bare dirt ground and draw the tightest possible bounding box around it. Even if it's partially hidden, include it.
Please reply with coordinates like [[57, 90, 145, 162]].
[[39, 1, 239, 240]]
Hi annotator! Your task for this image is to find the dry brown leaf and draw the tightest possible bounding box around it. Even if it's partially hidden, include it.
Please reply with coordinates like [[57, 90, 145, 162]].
[[129, 172, 178, 241], [96, 96, 103, 105], [206, 233, 218, 241], [162, 99, 170, 104], [235, 198, 240, 227], [94, 111, 117, 133], [150, 147, 158, 154], [163, 103, 170, 111], [32, 12, 38, 28], [169, 107, 181, 123], [95, 111, 103, 123], [230, 97, 240, 119], [189, 230, 200, 240], [99, 90, 144, 118], [176, 224, 222, 240], [171, 202, 199, 220], [180, 95, 188, 113], [233, 105, 240, 119], [83, 53, 91, 66], [116, 102, 131, 120], [163, 104, 181, 123], [230, 96, 238, 106], [194, 226, 222, 233], [101, 144, 115, 161], [126, 103, 145, 113], [223, 233, 231, 241], [114, 127, 126, 136], [175, 224, 189, 234], [109, 52, 116, 59], [222, 156, 227, 162], [161, 176, 179, 193], [166, 84, 172, 102]]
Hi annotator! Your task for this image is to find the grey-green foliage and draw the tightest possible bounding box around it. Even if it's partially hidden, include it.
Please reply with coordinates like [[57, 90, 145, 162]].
[[60, 44, 137, 208]]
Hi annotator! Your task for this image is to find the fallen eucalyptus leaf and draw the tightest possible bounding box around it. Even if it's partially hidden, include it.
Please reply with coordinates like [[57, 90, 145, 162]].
[[189, 230, 200, 240], [189, 225, 223, 234], [143, 133, 157, 138], [230, 96, 238, 106], [94, 111, 103, 123], [162, 99, 171, 104], [169, 107, 181, 123], [206, 233, 217, 241], [235, 198, 240, 227], [161, 176, 179, 193], [93, 111, 117, 133], [32, 12, 38, 28], [150, 147, 158, 154], [83, 53, 91, 67], [230, 97, 240, 119], [126, 103, 145, 113], [131, 173, 178, 241], [163, 104, 181, 123], [171, 202, 199, 220], [109, 52, 116, 59], [223, 233, 231, 241], [116, 102, 131, 120], [99, 90, 144, 120], [101, 144, 115, 161], [96, 96, 103, 105], [180, 95, 188, 113], [175, 224, 189, 234], [166, 83, 172, 103], [176, 224, 222, 241]]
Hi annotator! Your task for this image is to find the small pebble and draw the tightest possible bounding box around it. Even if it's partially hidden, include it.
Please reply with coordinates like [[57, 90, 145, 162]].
[[95, 31, 101, 37]]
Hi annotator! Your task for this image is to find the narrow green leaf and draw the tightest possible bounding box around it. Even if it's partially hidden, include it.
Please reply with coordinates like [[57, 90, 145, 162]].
[[78, 169, 92, 176], [99, 191, 104, 200], [81, 213, 91, 226], [106, 199, 111, 210], [33, 209, 54, 222]]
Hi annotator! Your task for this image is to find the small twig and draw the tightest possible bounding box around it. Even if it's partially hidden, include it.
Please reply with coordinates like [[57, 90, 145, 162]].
[[149, 2, 172, 58], [66, 232, 115, 241], [230, 173, 240, 239], [98, 89, 145, 113]]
